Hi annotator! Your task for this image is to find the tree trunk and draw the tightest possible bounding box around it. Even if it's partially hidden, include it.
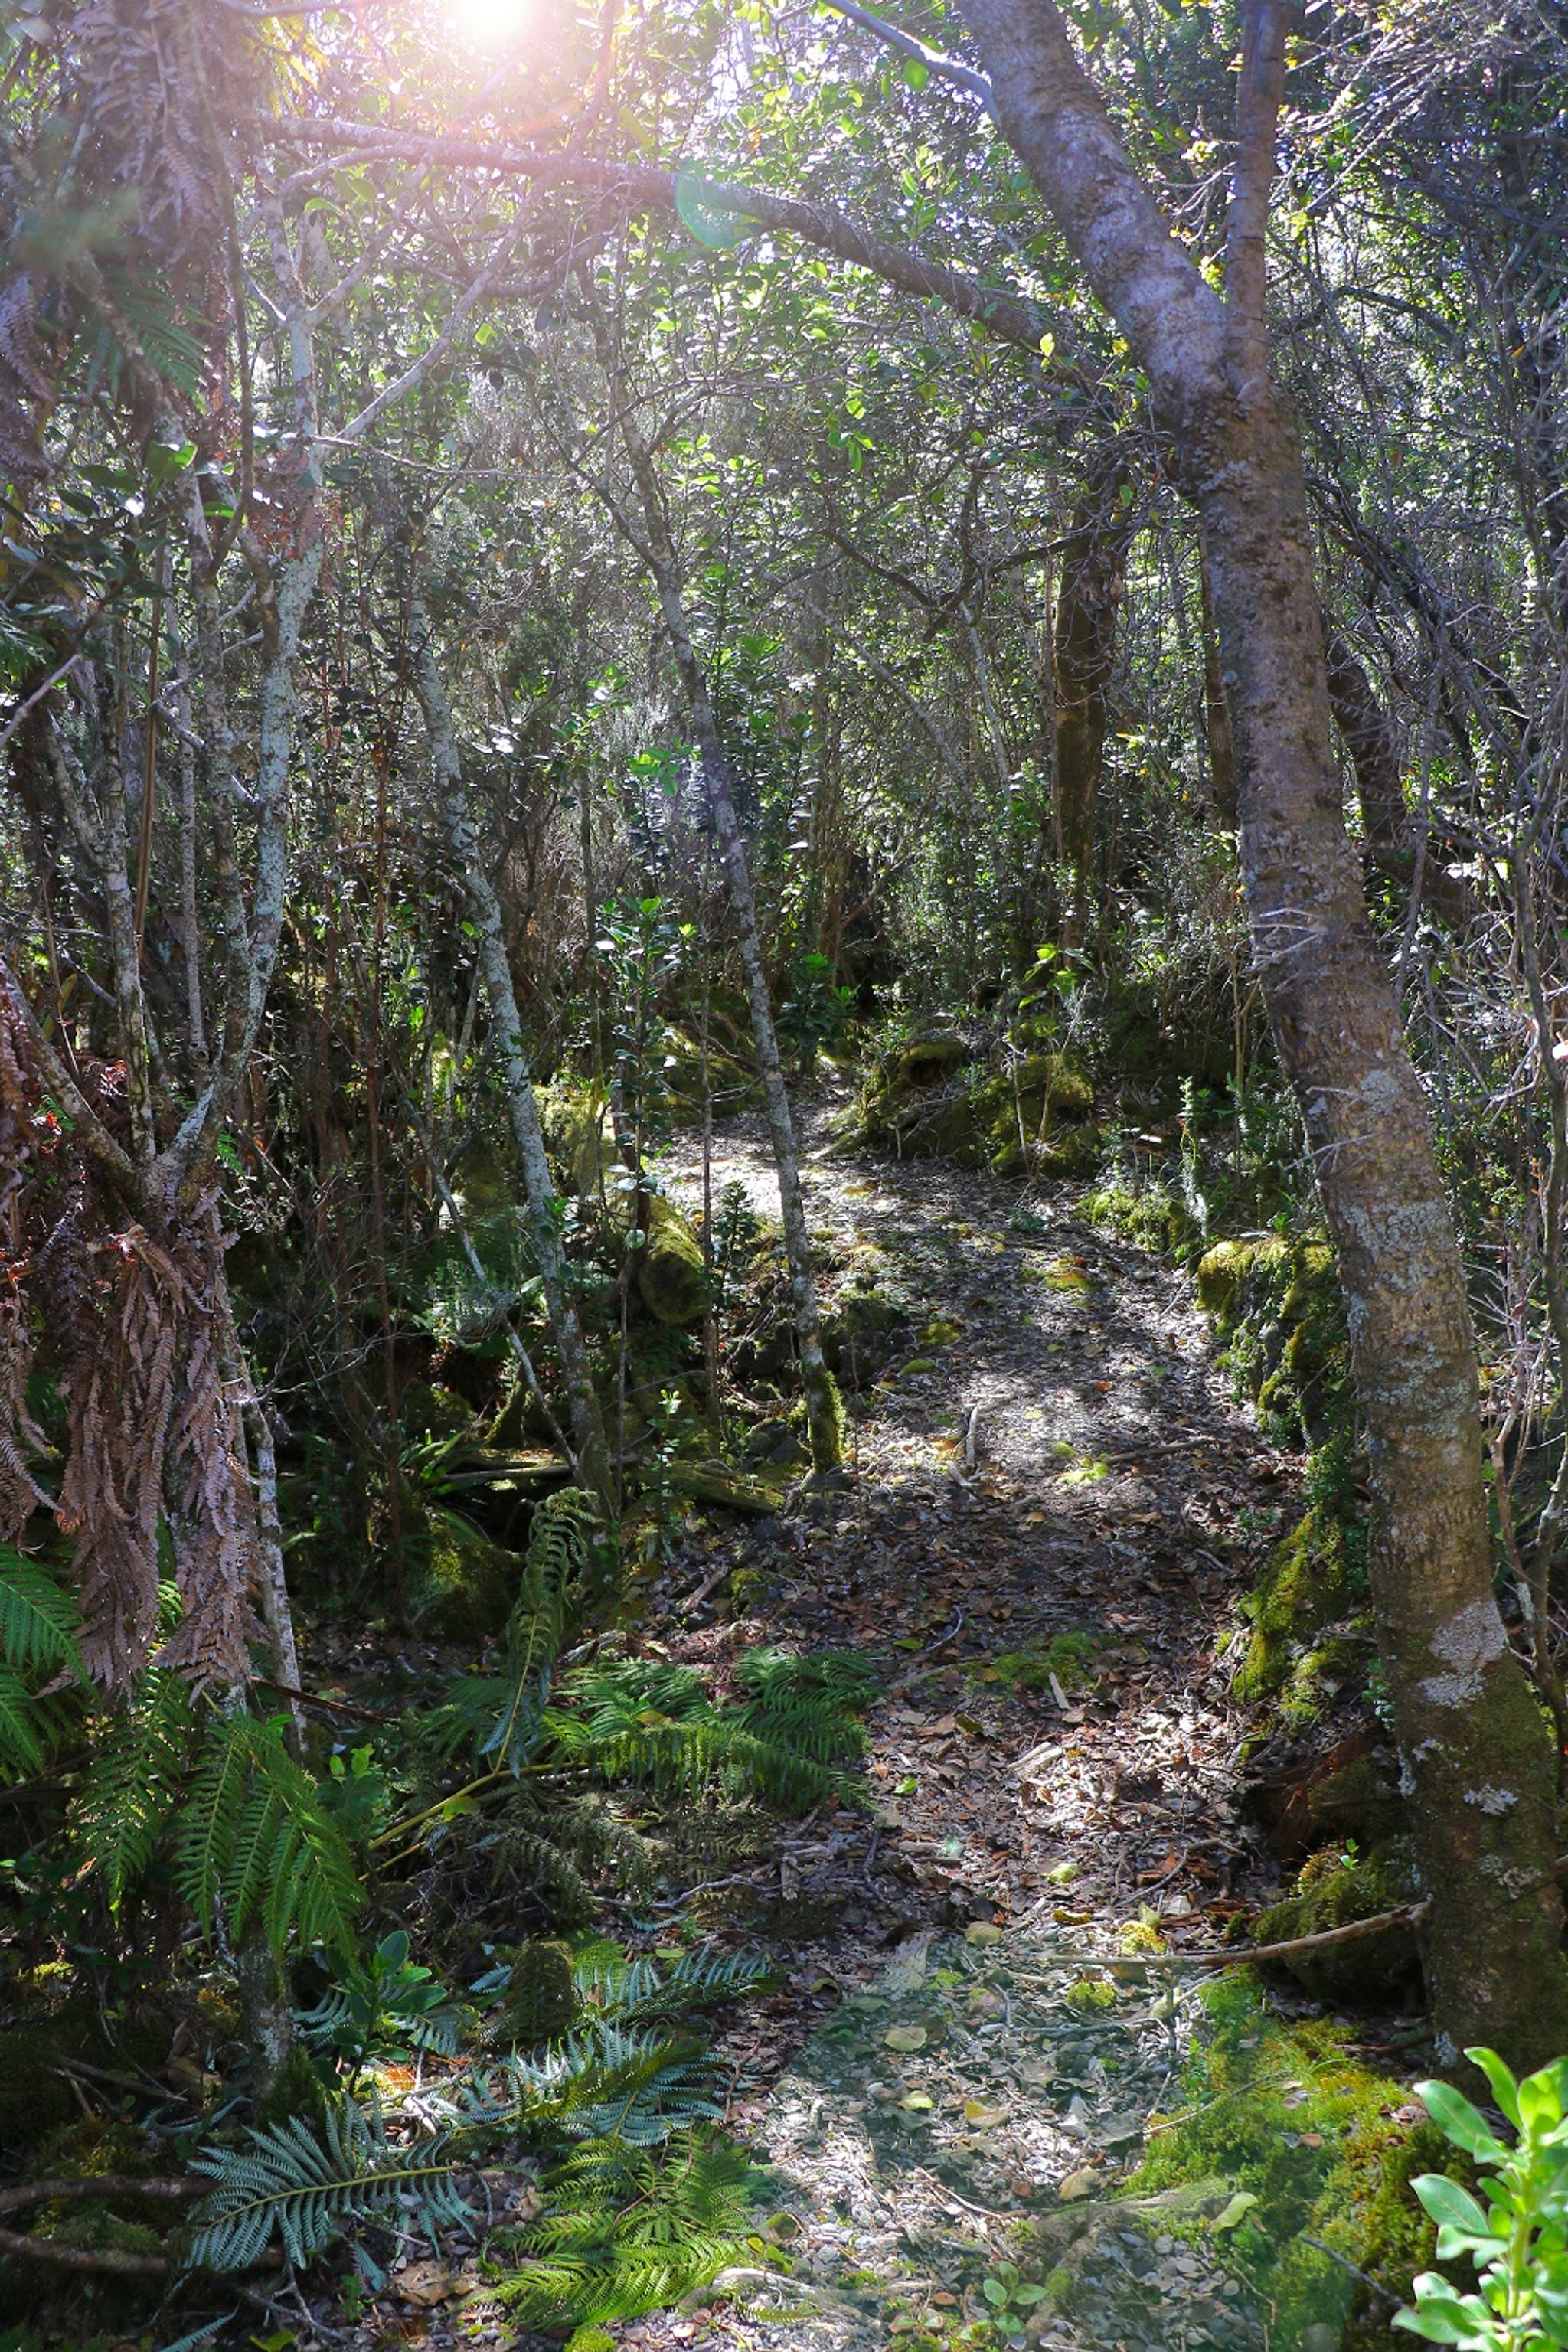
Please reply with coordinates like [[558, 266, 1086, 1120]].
[[961, 0, 1568, 2063], [405, 576, 616, 1517], [1198, 542, 1238, 825], [1053, 440, 1133, 918], [1325, 632, 1472, 928], [1202, 389, 1568, 2063]]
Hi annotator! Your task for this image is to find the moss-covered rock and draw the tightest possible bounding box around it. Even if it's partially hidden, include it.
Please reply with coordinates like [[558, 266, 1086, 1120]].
[[1233, 1498, 1367, 1704], [858, 1038, 1095, 1173], [635, 1193, 708, 1327], [1196, 1233, 1349, 1442], [1195, 1234, 1289, 1327], [498, 1938, 578, 2046], [821, 1285, 913, 1386], [412, 1508, 521, 1642], [1307, 1745, 1406, 1849], [1252, 1835, 1423, 2002], [1124, 1975, 1445, 2345]]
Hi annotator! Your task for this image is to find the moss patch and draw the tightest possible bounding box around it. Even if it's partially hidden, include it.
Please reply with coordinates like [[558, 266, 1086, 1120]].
[[1251, 1837, 1422, 2003], [971, 1628, 1099, 1696], [857, 1041, 1095, 1172], [498, 1938, 579, 2046], [1233, 1439, 1370, 1707], [1082, 1175, 1192, 1257], [1125, 1975, 1442, 2345], [1196, 1234, 1351, 1444], [412, 1508, 521, 1642], [635, 1193, 709, 1328]]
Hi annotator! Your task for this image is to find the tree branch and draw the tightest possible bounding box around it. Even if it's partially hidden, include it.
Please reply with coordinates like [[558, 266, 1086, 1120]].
[[253, 119, 1057, 356], [1225, 0, 1290, 384], [954, 0, 1227, 426], [817, 0, 995, 115]]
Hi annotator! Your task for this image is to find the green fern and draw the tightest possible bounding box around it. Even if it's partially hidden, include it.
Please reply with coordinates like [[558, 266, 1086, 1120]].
[[0, 1546, 85, 1781], [572, 1942, 774, 2029], [488, 2129, 766, 2329], [177, 1712, 364, 1956], [429, 1488, 600, 1775], [479, 2021, 727, 2147], [732, 1647, 877, 1759], [186, 2100, 470, 2272], [548, 1649, 870, 1809], [481, 1488, 598, 1772], [71, 1665, 196, 1903]]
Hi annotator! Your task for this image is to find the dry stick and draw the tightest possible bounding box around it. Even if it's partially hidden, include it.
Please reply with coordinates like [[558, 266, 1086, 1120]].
[[133, 553, 165, 952], [0, 2174, 202, 2280]]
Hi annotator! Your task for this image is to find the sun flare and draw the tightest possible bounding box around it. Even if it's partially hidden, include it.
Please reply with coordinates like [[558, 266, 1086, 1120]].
[[447, 0, 533, 48]]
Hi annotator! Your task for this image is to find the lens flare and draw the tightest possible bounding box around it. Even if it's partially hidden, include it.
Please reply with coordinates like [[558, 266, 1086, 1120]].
[[448, 0, 532, 47]]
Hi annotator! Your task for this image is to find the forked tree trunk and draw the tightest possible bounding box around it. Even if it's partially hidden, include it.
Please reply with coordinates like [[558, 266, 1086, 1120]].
[[405, 577, 616, 1516], [962, 0, 1568, 2063]]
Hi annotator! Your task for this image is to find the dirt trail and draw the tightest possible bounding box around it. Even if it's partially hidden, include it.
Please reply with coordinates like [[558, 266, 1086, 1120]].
[[629, 1108, 1298, 2352]]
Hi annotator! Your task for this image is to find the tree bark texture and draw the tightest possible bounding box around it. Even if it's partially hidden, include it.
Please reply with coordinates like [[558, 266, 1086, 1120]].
[[1053, 440, 1133, 902], [961, 0, 1568, 2062]]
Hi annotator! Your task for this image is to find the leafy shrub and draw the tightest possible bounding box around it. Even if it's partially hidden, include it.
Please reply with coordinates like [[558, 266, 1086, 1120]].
[[1398, 2047, 1568, 2350]]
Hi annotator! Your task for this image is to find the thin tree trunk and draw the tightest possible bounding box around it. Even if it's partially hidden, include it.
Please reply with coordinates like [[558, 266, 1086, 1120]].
[[589, 345, 844, 1472], [1325, 631, 1472, 927], [1197, 542, 1238, 825], [961, 0, 1568, 2063], [403, 574, 616, 1516], [1053, 439, 1133, 923]]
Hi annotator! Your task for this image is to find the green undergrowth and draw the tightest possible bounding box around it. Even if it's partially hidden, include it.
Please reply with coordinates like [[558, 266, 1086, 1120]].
[[1126, 1976, 1445, 2346], [968, 1628, 1100, 1696]]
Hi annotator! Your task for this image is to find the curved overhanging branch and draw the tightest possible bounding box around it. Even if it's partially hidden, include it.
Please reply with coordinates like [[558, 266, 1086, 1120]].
[[254, 117, 1060, 359]]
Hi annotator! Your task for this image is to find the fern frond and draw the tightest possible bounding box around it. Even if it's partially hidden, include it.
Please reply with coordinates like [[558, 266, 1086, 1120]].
[[733, 1645, 875, 1762], [489, 2128, 766, 2328], [0, 1549, 86, 1782], [186, 2099, 469, 2272], [469, 1488, 599, 1773], [176, 1713, 363, 1956], [0, 1546, 84, 1677], [573, 1944, 773, 2027], [478, 2021, 727, 2147], [71, 1666, 196, 1903]]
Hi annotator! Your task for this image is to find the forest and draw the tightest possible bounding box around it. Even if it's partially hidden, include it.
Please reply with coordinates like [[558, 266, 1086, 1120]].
[[2, 0, 1568, 2347]]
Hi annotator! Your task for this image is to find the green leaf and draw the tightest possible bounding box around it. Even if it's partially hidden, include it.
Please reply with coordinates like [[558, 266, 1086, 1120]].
[[1212, 2190, 1259, 2233], [1519, 2062, 1568, 2137], [1419, 2080, 1510, 2162], [1466, 2047, 1522, 2129], [1413, 2176, 1492, 2236], [902, 54, 929, 90]]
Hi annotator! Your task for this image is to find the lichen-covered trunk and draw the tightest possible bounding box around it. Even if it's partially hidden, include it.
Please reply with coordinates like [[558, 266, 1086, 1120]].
[[1200, 390, 1568, 2063], [407, 586, 615, 1516]]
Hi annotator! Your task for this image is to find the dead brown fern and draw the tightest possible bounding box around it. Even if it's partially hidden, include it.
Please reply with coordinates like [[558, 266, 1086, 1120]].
[[0, 991, 257, 1690]]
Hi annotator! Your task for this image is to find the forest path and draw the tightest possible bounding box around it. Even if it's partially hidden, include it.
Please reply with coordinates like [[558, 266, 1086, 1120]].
[[633, 1106, 1294, 2352]]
